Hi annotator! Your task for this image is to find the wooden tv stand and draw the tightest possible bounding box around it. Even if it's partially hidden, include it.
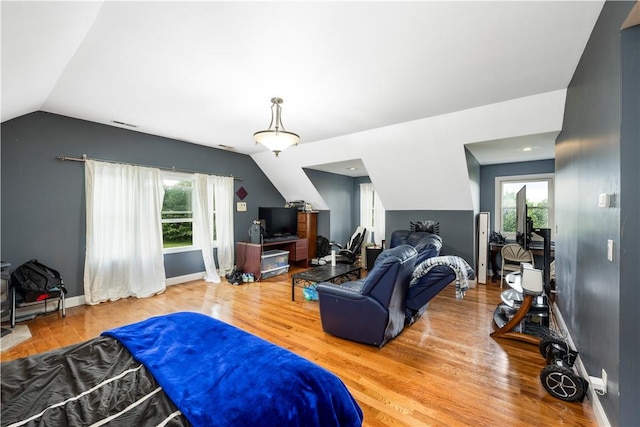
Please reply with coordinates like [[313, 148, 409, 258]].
[[236, 238, 308, 280]]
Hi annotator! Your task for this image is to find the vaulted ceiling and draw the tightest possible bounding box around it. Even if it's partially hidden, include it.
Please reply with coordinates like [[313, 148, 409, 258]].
[[2, 1, 604, 209]]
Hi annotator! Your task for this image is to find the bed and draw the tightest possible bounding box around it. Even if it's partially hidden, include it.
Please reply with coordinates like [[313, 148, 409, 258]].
[[1, 312, 363, 426]]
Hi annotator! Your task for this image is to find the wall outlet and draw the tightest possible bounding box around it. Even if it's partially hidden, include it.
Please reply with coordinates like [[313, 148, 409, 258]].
[[589, 371, 607, 395]]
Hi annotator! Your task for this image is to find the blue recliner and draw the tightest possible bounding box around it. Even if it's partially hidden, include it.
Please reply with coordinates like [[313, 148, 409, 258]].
[[316, 245, 418, 347], [389, 230, 443, 265], [390, 230, 474, 324]]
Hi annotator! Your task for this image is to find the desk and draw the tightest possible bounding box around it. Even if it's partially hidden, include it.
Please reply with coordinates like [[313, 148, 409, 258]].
[[236, 238, 308, 280], [489, 242, 555, 281]]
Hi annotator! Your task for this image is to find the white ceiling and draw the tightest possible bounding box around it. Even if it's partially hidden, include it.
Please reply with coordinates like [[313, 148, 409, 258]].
[[305, 129, 559, 177], [2, 1, 604, 176], [305, 159, 369, 178], [465, 131, 559, 166]]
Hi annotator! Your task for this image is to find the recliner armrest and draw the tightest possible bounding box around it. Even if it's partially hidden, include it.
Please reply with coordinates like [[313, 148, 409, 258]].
[[316, 280, 365, 299]]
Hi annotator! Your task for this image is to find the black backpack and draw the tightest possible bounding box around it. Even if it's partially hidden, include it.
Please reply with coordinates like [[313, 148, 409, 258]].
[[10, 259, 66, 301], [316, 235, 330, 257]]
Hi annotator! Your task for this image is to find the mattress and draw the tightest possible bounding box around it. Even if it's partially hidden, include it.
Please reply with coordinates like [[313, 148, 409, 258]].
[[1, 312, 363, 427]]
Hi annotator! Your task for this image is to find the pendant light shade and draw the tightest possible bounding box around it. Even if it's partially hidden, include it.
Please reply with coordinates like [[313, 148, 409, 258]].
[[253, 97, 300, 157]]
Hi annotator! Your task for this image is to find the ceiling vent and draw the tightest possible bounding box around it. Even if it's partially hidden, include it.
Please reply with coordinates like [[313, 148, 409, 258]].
[[110, 120, 138, 128]]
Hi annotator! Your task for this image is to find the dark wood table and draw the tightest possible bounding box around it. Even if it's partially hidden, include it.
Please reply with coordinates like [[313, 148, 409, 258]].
[[291, 264, 362, 301]]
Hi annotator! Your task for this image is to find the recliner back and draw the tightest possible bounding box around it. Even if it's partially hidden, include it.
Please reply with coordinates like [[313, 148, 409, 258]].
[[361, 245, 416, 298], [361, 244, 417, 343], [390, 230, 442, 264]]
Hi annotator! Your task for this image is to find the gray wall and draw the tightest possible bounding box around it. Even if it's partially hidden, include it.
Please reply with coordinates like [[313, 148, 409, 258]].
[[303, 169, 354, 244], [555, 2, 637, 426], [386, 210, 475, 264], [305, 170, 476, 264], [1, 112, 285, 298], [619, 23, 640, 426]]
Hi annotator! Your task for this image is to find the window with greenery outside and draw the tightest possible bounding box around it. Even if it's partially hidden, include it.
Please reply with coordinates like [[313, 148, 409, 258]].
[[162, 179, 193, 248], [501, 181, 550, 233]]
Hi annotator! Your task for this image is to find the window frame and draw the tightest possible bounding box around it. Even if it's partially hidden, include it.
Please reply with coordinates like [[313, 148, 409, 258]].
[[494, 173, 555, 241], [161, 171, 196, 254]]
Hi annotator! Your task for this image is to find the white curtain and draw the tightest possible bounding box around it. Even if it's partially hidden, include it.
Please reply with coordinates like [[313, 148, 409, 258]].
[[84, 160, 166, 305], [193, 174, 218, 282], [360, 183, 386, 245], [213, 176, 235, 274], [193, 174, 234, 282]]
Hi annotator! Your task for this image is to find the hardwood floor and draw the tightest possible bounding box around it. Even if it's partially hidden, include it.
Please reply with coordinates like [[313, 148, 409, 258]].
[[1, 268, 597, 426]]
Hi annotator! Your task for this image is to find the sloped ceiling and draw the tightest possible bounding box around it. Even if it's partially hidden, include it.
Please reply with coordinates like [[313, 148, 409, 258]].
[[2, 1, 604, 210]]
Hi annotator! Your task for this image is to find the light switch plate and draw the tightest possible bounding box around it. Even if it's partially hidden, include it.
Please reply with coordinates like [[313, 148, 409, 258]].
[[599, 193, 610, 208], [237, 201, 247, 212], [607, 239, 614, 262]]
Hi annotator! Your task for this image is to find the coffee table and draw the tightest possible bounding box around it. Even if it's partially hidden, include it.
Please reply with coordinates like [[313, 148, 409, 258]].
[[291, 263, 362, 301]]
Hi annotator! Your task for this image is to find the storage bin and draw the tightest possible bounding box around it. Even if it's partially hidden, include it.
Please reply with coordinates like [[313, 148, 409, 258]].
[[261, 250, 289, 271], [261, 265, 290, 279]]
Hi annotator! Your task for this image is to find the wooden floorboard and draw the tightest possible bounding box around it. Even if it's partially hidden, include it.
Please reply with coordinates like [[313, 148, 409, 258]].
[[1, 267, 597, 426]]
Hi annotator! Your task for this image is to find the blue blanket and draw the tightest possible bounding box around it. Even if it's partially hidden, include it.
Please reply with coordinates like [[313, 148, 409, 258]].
[[102, 312, 363, 427]]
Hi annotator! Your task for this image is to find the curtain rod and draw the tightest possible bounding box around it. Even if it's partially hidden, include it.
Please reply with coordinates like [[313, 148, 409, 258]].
[[58, 154, 243, 181]]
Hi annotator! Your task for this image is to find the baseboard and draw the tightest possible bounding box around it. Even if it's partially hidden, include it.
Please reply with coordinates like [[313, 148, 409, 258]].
[[551, 303, 610, 427], [166, 272, 206, 286], [67, 273, 205, 305], [1, 274, 206, 323], [65, 295, 85, 308]]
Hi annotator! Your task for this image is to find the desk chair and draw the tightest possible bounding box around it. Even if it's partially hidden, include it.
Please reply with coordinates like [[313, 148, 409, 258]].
[[324, 226, 367, 264], [500, 244, 534, 288]]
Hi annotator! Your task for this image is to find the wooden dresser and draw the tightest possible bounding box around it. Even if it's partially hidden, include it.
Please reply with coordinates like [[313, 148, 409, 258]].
[[297, 211, 318, 260]]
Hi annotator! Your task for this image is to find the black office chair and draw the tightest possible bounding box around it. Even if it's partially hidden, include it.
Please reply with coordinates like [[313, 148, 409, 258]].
[[324, 226, 367, 264]]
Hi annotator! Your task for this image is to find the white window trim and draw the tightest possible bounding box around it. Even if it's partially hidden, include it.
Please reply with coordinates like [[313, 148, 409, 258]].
[[494, 173, 555, 241]]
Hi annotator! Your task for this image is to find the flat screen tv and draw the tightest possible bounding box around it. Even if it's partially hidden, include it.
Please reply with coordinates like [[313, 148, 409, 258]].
[[258, 207, 299, 240], [515, 185, 531, 249]]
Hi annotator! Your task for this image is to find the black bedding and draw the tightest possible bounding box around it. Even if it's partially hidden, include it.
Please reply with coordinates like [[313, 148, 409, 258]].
[[1, 312, 363, 427], [1, 336, 189, 426]]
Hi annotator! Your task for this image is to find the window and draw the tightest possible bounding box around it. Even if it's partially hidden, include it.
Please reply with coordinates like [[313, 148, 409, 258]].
[[495, 174, 554, 240], [161, 172, 223, 254], [161, 172, 194, 251]]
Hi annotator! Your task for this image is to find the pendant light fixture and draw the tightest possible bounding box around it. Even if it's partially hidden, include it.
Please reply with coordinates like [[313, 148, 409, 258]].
[[253, 97, 300, 157]]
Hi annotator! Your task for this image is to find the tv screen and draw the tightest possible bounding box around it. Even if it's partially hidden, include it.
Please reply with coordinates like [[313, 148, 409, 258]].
[[258, 207, 299, 240], [515, 185, 529, 249]]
